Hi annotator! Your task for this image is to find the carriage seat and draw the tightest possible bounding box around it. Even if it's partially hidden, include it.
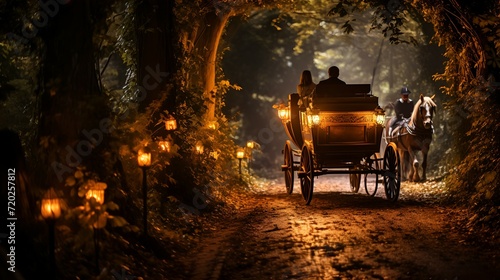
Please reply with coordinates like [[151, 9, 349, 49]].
[[314, 84, 371, 98], [312, 84, 379, 112]]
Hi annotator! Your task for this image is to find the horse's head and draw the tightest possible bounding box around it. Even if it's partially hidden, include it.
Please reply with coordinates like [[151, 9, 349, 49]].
[[418, 94, 437, 129]]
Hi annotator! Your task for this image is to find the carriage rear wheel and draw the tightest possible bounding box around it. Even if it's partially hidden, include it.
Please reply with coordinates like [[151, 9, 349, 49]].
[[364, 153, 380, 196], [383, 143, 401, 202], [349, 167, 361, 193], [283, 141, 294, 194], [300, 145, 314, 205]]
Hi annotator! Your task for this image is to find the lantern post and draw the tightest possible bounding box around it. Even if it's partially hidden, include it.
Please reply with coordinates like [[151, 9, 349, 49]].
[[41, 189, 62, 278], [138, 148, 152, 236]]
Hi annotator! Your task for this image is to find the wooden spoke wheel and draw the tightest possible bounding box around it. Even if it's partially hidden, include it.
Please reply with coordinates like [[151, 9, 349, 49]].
[[383, 143, 401, 202], [349, 167, 361, 193], [364, 153, 380, 196], [283, 141, 294, 194], [300, 145, 314, 205]]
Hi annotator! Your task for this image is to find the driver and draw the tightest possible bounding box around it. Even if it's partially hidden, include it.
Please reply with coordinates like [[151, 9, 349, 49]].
[[388, 87, 414, 135]]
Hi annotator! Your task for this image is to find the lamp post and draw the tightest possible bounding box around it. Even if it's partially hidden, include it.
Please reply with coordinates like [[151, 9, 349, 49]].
[[138, 148, 152, 236], [236, 148, 245, 179], [41, 189, 61, 278], [86, 181, 106, 274], [246, 141, 254, 173]]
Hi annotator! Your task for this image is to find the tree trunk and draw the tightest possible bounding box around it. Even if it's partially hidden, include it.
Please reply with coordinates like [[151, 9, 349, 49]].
[[135, 0, 174, 112], [197, 11, 230, 121], [38, 0, 107, 188]]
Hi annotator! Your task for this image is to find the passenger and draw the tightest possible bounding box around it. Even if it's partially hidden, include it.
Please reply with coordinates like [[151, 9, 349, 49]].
[[297, 70, 316, 108], [318, 66, 346, 85], [388, 86, 414, 135], [314, 66, 347, 98]]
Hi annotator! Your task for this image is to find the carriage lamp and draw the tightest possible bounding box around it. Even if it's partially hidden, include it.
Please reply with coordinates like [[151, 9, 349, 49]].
[[374, 106, 386, 126], [165, 116, 177, 131], [85, 181, 107, 205], [307, 110, 321, 127], [41, 188, 62, 278], [195, 141, 204, 154], [157, 140, 172, 152], [278, 106, 290, 120], [137, 148, 152, 167]]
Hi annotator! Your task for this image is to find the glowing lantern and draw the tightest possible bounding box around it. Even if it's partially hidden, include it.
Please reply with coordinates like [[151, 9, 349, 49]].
[[137, 148, 152, 167], [158, 140, 171, 152], [207, 121, 218, 130], [246, 141, 255, 149], [374, 106, 386, 126], [236, 148, 245, 159], [85, 181, 107, 204], [195, 142, 204, 154], [278, 106, 290, 120], [41, 189, 61, 220], [165, 117, 177, 131]]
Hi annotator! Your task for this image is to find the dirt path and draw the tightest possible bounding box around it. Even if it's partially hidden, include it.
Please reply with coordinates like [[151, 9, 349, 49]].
[[182, 176, 500, 280]]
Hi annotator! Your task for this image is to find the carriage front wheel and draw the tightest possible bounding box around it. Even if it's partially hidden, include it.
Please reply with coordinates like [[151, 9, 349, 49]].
[[383, 142, 401, 202], [300, 145, 314, 205], [283, 141, 294, 194]]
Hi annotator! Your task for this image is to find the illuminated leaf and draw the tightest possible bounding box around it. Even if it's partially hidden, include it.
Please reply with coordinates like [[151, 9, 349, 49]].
[[65, 176, 76, 187], [110, 216, 128, 227], [94, 213, 108, 229]]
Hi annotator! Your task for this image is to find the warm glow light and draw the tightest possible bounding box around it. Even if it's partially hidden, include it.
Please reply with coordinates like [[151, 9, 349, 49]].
[[210, 151, 220, 160], [311, 114, 320, 125], [195, 142, 204, 154], [374, 106, 386, 126], [165, 118, 177, 131], [85, 181, 107, 204], [246, 141, 255, 149], [138, 149, 152, 167], [158, 140, 171, 152], [41, 198, 61, 220], [207, 121, 218, 130], [278, 107, 290, 120], [376, 114, 385, 126], [307, 110, 321, 127], [236, 148, 245, 159]]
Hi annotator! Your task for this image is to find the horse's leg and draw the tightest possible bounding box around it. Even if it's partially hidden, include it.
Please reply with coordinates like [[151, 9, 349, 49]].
[[399, 149, 408, 181], [408, 148, 420, 182], [421, 143, 430, 181]]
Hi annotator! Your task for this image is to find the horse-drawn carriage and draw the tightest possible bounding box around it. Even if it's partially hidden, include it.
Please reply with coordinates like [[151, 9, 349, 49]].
[[277, 84, 402, 205]]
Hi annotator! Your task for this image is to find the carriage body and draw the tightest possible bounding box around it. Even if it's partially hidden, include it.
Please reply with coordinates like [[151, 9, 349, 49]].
[[280, 84, 401, 205]]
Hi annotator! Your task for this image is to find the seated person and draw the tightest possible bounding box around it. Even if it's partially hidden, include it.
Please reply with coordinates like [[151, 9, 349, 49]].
[[388, 87, 414, 135], [314, 66, 347, 98], [297, 70, 316, 108]]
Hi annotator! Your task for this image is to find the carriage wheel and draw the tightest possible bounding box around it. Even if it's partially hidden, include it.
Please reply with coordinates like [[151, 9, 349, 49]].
[[349, 167, 361, 193], [364, 153, 380, 196], [383, 143, 401, 202], [283, 141, 294, 194], [300, 145, 314, 205]]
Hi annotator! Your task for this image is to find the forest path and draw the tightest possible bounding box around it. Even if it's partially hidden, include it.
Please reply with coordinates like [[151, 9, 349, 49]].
[[181, 175, 500, 279]]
